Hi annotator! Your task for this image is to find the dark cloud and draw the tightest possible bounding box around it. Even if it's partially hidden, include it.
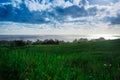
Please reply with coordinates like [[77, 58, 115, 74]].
[[111, 13, 120, 24], [54, 5, 88, 19], [0, 1, 94, 25], [0, 0, 98, 24], [0, 0, 10, 3], [54, 5, 97, 22], [0, 4, 13, 19], [0, 3, 51, 24], [59, 6, 88, 17]]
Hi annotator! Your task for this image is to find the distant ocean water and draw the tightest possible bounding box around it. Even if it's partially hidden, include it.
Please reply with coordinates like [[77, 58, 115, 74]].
[[0, 35, 120, 42]]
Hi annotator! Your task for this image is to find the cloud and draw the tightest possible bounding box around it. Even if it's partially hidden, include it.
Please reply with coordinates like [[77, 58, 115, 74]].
[[88, 0, 119, 5], [0, 21, 120, 35], [0, 0, 94, 24], [0, 0, 120, 26], [101, 1, 120, 25], [110, 13, 120, 24], [0, 0, 120, 35]]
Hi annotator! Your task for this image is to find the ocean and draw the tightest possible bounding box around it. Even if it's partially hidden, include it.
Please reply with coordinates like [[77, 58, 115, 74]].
[[0, 35, 120, 42]]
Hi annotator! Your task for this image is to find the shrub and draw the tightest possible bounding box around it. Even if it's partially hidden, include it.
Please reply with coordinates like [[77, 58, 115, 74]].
[[10, 40, 26, 47]]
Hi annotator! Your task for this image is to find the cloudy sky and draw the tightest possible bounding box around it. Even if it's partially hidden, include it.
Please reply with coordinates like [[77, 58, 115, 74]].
[[0, 0, 120, 35]]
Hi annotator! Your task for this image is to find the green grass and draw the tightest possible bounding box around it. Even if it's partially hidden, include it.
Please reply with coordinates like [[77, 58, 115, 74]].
[[0, 39, 120, 80]]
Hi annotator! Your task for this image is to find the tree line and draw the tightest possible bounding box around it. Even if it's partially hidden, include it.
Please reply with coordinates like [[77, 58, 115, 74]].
[[0, 37, 105, 47]]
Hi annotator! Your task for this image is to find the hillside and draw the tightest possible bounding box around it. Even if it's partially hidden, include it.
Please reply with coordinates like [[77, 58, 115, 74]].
[[0, 39, 120, 80]]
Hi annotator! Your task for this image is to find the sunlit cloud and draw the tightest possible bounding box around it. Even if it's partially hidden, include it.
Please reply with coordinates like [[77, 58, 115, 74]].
[[0, 0, 120, 35]]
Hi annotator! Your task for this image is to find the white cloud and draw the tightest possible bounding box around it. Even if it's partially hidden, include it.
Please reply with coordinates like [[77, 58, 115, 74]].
[[0, 0, 120, 35], [73, 0, 81, 5], [24, 0, 52, 11], [0, 21, 120, 35]]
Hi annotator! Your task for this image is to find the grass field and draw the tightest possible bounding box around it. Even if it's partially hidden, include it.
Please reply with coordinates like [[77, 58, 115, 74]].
[[0, 39, 120, 80]]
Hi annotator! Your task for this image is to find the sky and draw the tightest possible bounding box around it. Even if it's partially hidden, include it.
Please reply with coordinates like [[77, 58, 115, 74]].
[[0, 0, 120, 35]]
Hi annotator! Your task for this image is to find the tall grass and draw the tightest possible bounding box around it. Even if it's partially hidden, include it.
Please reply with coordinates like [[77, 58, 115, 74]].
[[0, 39, 120, 80]]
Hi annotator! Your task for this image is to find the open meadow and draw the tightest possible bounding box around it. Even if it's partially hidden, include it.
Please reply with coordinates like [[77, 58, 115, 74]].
[[0, 39, 120, 80]]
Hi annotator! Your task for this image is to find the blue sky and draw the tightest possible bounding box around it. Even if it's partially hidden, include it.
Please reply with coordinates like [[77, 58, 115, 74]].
[[0, 0, 120, 35]]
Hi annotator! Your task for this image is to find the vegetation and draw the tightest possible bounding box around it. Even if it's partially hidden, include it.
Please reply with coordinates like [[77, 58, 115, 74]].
[[0, 39, 120, 80]]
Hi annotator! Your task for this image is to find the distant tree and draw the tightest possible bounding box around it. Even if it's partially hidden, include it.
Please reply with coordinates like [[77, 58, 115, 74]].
[[0, 40, 10, 46], [73, 38, 88, 43], [90, 37, 105, 42], [59, 40, 65, 44], [25, 40, 32, 45], [78, 38, 88, 42], [97, 37, 105, 41], [42, 39, 59, 45], [10, 40, 26, 47], [73, 39, 78, 43], [32, 39, 42, 45], [54, 39, 59, 44]]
